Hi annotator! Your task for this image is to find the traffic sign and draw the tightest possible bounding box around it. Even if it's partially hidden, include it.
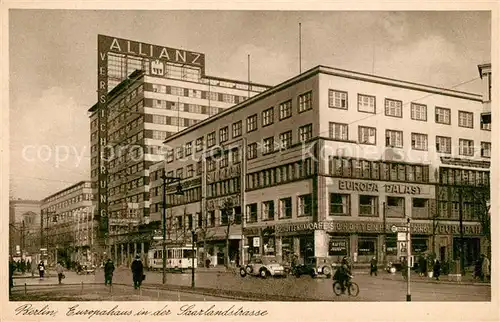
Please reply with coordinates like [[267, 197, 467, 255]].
[[397, 232, 407, 241]]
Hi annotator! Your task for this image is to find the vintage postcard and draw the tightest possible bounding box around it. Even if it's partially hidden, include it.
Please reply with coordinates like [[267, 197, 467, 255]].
[[2, 1, 499, 321]]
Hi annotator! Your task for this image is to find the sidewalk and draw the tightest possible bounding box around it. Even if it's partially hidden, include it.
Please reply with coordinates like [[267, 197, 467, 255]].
[[361, 270, 491, 287]]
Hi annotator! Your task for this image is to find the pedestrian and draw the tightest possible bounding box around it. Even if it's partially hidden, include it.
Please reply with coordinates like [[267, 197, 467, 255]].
[[104, 258, 115, 286], [418, 255, 427, 277], [56, 262, 64, 284], [37, 260, 45, 280], [9, 257, 15, 296], [131, 254, 144, 289], [370, 256, 378, 276], [481, 254, 490, 282], [433, 259, 441, 281], [26, 260, 31, 273]]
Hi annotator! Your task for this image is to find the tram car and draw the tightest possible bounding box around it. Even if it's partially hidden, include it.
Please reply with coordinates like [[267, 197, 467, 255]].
[[147, 245, 197, 272]]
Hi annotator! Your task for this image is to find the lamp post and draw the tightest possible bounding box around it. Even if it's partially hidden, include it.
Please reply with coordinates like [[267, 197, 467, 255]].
[[160, 169, 183, 285], [191, 229, 197, 288]]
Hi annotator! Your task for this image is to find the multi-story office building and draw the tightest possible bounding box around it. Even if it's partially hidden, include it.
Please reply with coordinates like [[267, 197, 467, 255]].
[[9, 199, 41, 259], [89, 35, 270, 264], [159, 64, 491, 268], [41, 181, 94, 265]]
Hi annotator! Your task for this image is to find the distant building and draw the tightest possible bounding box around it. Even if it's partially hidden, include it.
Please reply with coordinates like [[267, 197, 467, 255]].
[[9, 199, 41, 258], [89, 35, 270, 265], [156, 64, 490, 268], [40, 181, 94, 265]]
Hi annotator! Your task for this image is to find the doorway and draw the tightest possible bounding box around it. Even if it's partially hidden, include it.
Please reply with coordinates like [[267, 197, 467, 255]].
[[439, 246, 446, 262]]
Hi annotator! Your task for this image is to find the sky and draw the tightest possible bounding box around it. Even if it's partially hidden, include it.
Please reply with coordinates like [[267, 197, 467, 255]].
[[8, 9, 491, 200]]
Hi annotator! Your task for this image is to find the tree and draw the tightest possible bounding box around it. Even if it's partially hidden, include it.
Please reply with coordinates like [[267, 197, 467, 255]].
[[196, 211, 216, 267], [221, 198, 235, 269]]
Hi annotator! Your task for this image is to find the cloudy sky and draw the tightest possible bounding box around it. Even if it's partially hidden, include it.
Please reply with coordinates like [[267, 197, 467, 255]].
[[8, 9, 491, 200]]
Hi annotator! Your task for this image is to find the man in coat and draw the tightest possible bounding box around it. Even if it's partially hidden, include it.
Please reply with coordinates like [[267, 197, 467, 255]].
[[37, 260, 45, 280], [481, 254, 490, 282], [104, 259, 115, 286], [56, 262, 65, 284], [370, 257, 378, 276], [131, 254, 144, 289]]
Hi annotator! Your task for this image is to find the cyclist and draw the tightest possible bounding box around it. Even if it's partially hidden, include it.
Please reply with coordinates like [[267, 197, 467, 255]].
[[334, 257, 353, 294]]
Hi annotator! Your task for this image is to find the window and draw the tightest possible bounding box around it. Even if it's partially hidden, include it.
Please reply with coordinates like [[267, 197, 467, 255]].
[[262, 201, 275, 220], [412, 198, 429, 219], [357, 94, 375, 113], [435, 107, 451, 125], [232, 120, 242, 138], [279, 100, 292, 120], [176, 168, 183, 179], [247, 114, 258, 132], [207, 131, 216, 147], [329, 122, 348, 141], [329, 194, 350, 216], [195, 137, 204, 151], [298, 124, 313, 142], [231, 148, 240, 164], [359, 195, 378, 216], [436, 136, 451, 154], [385, 98, 402, 118], [411, 103, 427, 121], [458, 111, 474, 128], [263, 137, 275, 154], [298, 194, 312, 217], [185, 165, 194, 178], [481, 114, 491, 131], [385, 130, 403, 148], [298, 91, 312, 113], [176, 147, 183, 159], [386, 196, 405, 218], [358, 239, 376, 256], [279, 131, 293, 149], [279, 197, 292, 219], [219, 126, 229, 143], [247, 203, 258, 223], [166, 149, 174, 163], [207, 211, 215, 227], [185, 142, 192, 156], [219, 153, 229, 168], [262, 107, 274, 126], [459, 139, 474, 156], [329, 90, 348, 109], [247, 143, 258, 160], [207, 158, 216, 172], [411, 133, 428, 151], [358, 126, 376, 145], [481, 142, 491, 158], [153, 114, 167, 124]]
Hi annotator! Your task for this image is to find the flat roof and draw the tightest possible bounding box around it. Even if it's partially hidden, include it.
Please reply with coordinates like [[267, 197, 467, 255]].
[[164, 64, 483, 144], [42, 180, 92, 203]]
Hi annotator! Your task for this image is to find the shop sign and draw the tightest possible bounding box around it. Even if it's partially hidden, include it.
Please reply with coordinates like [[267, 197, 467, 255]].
[[338, 180, 422, 195], [329, 239, 347, 255], [167, 177, 200, 193], [243, 227, 260, 236], [253, 237, 260, 247], [397, 241, 408, 257], [207, 164, 241, 184], [206, 195, 240, 211]]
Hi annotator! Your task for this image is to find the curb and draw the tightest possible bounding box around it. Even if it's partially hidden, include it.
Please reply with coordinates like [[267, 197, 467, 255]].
[[377, 274, 491, 287]]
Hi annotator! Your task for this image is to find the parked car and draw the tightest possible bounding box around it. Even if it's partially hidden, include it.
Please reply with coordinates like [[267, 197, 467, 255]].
[[76, 263, 96, 275], [293, 257, 334, 278], [240, 256, 286, 278]]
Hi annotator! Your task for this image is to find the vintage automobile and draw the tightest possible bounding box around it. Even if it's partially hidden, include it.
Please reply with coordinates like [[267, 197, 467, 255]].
[[239, 256, 286, 278], [292, 257, 334, 278], [76, 263, 96, 275]]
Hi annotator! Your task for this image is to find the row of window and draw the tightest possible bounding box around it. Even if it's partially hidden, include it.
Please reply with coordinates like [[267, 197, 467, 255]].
[[109, 193, 146, 207], [109, 177, 146, 197], [43, 183, 92, 203], [438, 167, 490, 187], [149, 84, 249, 105], [151, 114, 200, 128], [329, 122, 491, 156], [329, 157, 430, 183], [150, 99, 223, 116], [43, 206, 93, 224], [329, 90, 488, 130], [42, 193, 93, 212], [247, 159, 313, 190]]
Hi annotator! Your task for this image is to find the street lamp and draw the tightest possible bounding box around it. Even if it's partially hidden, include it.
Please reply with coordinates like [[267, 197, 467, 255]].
[[190, 229, 197, 288], [161, 169, 184, 285]]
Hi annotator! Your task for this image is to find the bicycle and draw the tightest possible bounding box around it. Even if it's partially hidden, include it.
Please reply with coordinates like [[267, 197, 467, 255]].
[[332, 278, 359, 297]]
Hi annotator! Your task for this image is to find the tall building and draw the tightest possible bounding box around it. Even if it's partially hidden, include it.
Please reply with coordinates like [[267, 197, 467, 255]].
[[9, 199, 41, 259], [155, 64, 490, 269], [89, 35, 270, 263], [40, 181, 94, 265]]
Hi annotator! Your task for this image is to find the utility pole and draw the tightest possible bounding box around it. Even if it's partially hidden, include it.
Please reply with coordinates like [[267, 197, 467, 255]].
[[406, 217, 411, 302], [161, 170, 183, 285], [240, 137, 247, 266], [382, 202, 386, 264], [458, 186, 465, 276], [191, 230, 196, 288]]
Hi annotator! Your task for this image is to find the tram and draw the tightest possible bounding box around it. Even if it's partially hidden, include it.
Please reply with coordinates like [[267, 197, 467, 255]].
[[147, 245, 197, 271]]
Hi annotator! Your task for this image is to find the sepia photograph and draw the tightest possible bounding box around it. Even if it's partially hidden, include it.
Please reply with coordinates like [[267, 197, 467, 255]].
[[3, 1, 499, 321]]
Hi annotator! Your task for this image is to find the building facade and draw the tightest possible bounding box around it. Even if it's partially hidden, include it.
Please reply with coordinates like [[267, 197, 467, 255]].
[[9, 199, 41, 259], [90, 35, 271, 265], [40, 181, 94, 265], [159, 64, 491, 268]]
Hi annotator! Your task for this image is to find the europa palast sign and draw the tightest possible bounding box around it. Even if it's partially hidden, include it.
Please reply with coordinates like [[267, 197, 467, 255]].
[[273, 221, 482, 236], [338, 180, 428, 195]]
